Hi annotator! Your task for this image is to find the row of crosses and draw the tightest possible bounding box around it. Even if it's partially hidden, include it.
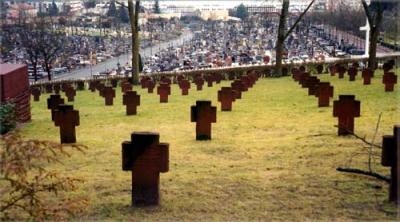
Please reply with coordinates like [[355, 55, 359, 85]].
[[292, 68, 361, 136], [328, 61, 397, 92]]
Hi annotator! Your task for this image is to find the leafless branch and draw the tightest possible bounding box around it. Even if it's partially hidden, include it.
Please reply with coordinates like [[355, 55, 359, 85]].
[[337, 167, 390, 183], [334, 125, 382, 149], [283, 0, 316, 40]]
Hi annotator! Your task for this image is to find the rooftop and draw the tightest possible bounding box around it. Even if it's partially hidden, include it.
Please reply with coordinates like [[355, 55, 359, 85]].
[[0, 64, 27, 75]]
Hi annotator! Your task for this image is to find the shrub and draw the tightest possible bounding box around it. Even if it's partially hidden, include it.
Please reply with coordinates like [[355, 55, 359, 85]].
[[0, 133, 89, 220], [0, 102, 16, 135]]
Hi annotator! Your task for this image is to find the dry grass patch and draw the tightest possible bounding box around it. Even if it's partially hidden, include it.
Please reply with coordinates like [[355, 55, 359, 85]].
[[20, 69, 399, 221]]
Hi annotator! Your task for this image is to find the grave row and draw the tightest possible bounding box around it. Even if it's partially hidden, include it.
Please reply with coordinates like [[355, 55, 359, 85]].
[[125, 71, 261, 205], [36, 63, 397, 206], [44, 70, 261, 207], [327, 61, 397, 92], [292, 66, 399, 204]]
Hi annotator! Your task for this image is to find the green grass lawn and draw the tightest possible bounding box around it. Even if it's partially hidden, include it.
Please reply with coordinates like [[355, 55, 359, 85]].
[[20, 69, 399, 221]]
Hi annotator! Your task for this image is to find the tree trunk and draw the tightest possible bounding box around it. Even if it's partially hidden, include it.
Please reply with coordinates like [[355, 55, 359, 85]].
[[368, 26, 379, 69], [361, 0, 383, 70], [133, 0, 140, 84], [274, 0, 289, 77], [44, 62, 52, 81], [128, 0, 140, 84], [367, 7, 383, 70]]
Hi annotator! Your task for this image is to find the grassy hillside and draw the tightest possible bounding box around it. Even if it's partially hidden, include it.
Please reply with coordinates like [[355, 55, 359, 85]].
[[20, 69, 399, 220]]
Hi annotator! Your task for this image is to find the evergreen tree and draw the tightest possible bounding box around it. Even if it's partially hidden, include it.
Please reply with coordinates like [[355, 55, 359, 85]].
[[49, 0, 59, 16], [235, 4, 248, 20], [118, 3, 129, 23], [107, 0, 117, 17], [154, 0, 161, 14]]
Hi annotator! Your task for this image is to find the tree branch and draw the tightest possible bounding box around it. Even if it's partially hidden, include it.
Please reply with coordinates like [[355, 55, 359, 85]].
[[336, 167, 390, 183], [361, 0, 373, 27], [283, 0, 316, 40], [115, 1, 128, 9], [334, 125, 382, 149]]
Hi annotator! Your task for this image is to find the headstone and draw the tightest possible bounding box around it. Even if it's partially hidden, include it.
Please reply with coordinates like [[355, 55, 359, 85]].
[[76, 81, 85, 90], [291, 68, 299, 80], [89, 81, 98, 92], [298, 72, 311, 86], [383, 61, 394, 73], [217, 87, 236, 111], [247, 70, 259, 84], [176, 75, 184, 84], [300, 74, 312, 88], [240, 76, 252, 89], [333, 95, 360, 136], [214, 73, 222, 84], [102, 86, 115, 106], [122, 132, 169, 206], [299, 66, 306, 73], [61, 83, 71, 92], [160, 76, 171, 85], [157, 83, 171, 103], [53, 104, 79, 144], [147, 80, 156, 93], [316, 64, 324, 74], [205, 75, 214, 87], [191, 100, 217, 140], [121, 81, 133, 93], [348, 67, 358, 81], [45, 84, 53, 93], [231, 80, 245, 99], [97, 83, 105, 96], [228, 72, 236, 80], [194, 77, 204, 91], [306, 77, 321, 96], [111, 79, 118, 88], [382, 72, 398, 92], [329, 65, 336, 76], [64, 86, 76, 102], [292, 68, 302, 82], [123, 91, 140, 115], [381, 125, 399, 203], [53, 84, 61, 94], [47, 94, 65, 121], [337, 66, 346, 79], [140, 77, 150, 89], [31, 87, 41, 101], [361, 69, 373, 85], [179, 79, 190, 95], [315, 82, 334, 107]]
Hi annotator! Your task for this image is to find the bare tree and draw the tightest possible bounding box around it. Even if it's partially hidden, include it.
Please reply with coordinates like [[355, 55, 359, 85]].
[[361, 0, 396, 69], [116, 0, 140, 84], [19, 29, 41, 81], [40, 34, 63, 81], [118, 0, 140, 84], [274, 0, 315, 77], [129, 0, 140, 84], [17, 18, 64, 81]]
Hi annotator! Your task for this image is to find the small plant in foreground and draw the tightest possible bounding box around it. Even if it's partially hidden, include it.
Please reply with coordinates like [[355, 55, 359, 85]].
[[0, 102, 16, 135], [0, 133, 89, 221]]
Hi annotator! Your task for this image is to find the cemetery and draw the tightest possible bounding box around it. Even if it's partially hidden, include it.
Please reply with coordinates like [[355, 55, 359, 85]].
[[8, 62, 399, 220]]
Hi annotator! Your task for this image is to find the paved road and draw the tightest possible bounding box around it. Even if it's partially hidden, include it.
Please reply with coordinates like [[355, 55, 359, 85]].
[[53, 30, 194, 81]]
